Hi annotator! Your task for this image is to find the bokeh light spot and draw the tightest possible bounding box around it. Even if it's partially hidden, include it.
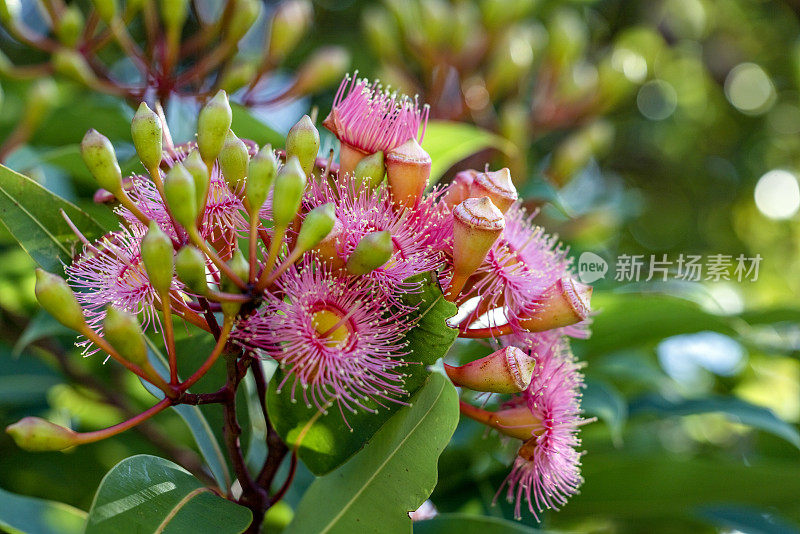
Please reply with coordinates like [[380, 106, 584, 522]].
[[724, 63, 775, 115], [637, 80, 677, 120], [754, 169, 800, 220]]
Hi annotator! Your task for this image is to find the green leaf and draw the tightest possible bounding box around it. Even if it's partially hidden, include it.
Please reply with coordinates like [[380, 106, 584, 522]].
[[569, 454, 800, 520], [84, 455, 251, 533], [267, 274, 458, 475], [581, 378, 627, 445], [0, 486, 87, 534], [285, 373, 459, 534], [230, 104, 285, 148], [143, 338, 231, 490], [413, 514, 544, 534], [697, 505, 800, 534], [630, 394, 800, 449], [583, 292, 738, 357], [0, 163, 109, 273], [422, 121, 516, 186]]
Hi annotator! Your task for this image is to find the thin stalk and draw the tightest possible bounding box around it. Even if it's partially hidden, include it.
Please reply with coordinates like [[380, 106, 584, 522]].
[[160, 292, 178, 384], [189, 229, 247, 290], [74, 398, 171, 444], [256, 224, 287, 291], [180, 315, 233, 391]]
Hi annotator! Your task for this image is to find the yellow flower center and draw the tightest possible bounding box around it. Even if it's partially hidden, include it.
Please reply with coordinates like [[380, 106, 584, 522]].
[[311, 308, 351, 348]]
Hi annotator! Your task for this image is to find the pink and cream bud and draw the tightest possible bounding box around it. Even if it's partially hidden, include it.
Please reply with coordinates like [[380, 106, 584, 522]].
[[443, 169, 479, 209], [517, 277, 592, 332], [385, 138, 431, 209], [471, 168, 518, 213], [447, 197, 505, 300], [445, 346, 534, 394], [460, 402, 541, 441]]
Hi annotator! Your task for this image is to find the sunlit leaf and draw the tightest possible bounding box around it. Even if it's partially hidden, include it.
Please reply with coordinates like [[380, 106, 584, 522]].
[[0, 164, 110, 273], [422, 121, 516, 185], [284, 373, 459, 534], [84, 455, 251, 533]]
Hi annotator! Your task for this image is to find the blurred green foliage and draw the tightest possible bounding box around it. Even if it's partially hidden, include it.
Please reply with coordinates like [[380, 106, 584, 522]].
[[0, 0, 799, 533]]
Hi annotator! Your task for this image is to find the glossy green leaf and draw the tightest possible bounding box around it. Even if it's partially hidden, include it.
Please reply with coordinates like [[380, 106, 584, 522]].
[[267, 274, 458, 475], [230, 104, 285, 148], [0, 486, 87, 534], [413, 514, 543, 534], [630, 394, 800, 448], [422, 121, 516, 185], [285, 373, 459, 534], [84, 455, 251, 533], [0, 163, 109, 273], [143, 338, 231, 490], [697, 504, 800, 534]]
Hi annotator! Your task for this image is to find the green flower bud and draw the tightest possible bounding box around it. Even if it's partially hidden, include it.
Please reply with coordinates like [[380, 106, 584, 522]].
[[296, 203, 335, 252], [160, 0, 189, 33], [0, 0, 20, 25], [141, 222, 174, 294], [197, 90, 232, 166], [131, 102, 163, 173], [246, 146, 277, 216], [345, 230, 393, 276], [53, 49, 98, 86], [34, 269, 86, 332], [183, 149, 210, 211], [292, 47, 350, 96], [218, 130, 249, 193], [103, 306, 147, 367], [226, 0, 261, 43], [91, 0, 118, 23], [81, 129, 122, 192], [56, 5, 84, 47], [354, 151, 385, 188], [163, 163, 198, 229], [271, 156, 306, 228], [267, 0, 313, 64], [176, 246, 208, 295], [219, 61, 257, 94], [6, 417, 77, 452], [286, 115, 319, 176], [221, 249, 248, 316]]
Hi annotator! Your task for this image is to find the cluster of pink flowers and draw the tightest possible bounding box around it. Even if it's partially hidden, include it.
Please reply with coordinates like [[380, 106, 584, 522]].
[[58, 74, 593, 521]]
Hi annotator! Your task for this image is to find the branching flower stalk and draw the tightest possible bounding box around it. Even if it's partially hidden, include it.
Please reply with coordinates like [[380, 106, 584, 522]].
[[6, 73, 595, 529], [0, 0, 349, 160]]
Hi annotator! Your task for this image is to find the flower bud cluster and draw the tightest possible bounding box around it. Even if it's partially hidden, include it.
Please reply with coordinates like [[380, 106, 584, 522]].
[[0, 0, 350, 160], [10, 75, 595, 524]]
